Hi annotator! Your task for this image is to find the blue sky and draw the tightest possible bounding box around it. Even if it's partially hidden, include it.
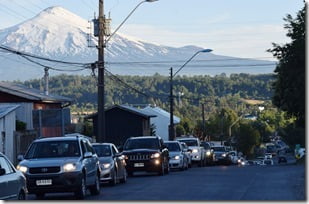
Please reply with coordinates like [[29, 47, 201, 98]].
[[0, 0, 305, 59]]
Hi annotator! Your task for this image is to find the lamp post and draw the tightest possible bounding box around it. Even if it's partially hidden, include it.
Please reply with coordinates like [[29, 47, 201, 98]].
[[96, 0, 158, 143], [169, 49, 213, 141]]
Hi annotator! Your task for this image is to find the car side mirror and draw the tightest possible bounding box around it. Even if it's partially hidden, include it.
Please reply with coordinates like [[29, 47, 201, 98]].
[[84, 152, 93, 158], [188, 149, 192, 153], [0, 168, 5, 176], [17, 154, 24, 162], [114, 153, 122, 158]]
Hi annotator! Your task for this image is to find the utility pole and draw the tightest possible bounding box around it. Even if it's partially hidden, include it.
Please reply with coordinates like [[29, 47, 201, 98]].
[[202, 103, 205, 140], [169, 67, 175, 141], [43, 67, 49, 96], [97, 0, 105, 143]]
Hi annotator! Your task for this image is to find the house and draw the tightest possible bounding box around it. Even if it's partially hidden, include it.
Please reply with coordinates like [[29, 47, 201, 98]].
[[142, 105, 180, 141], [0, 104, 19, 163], [0, 81, 72, 137], [85, 105, 156, 146]]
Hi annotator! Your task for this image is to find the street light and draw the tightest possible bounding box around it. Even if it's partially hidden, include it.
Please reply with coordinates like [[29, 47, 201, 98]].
[[97, 0, 158, 143], [169, 49, 213, 141]]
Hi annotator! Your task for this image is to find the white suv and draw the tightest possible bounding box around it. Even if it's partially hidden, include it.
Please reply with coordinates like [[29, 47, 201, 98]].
[[175, 136, 206, 167]]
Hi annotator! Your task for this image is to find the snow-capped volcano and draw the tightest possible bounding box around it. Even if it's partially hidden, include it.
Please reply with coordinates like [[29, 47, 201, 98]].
[[0, 6, 275, 81]]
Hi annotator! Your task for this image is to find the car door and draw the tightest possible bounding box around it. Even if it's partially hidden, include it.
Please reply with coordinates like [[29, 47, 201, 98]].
[[112, 145, 124, 177], [0, 156, 18, 200], [82, 139, 97, 185]]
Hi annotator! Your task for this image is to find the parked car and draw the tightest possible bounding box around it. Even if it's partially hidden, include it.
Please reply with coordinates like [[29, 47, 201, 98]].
[[278, 156, 287, 164], [175, 136, 206, 167], [261, 159, 274, 166], [164, 141, 188, 170], [212, 146, 231, 165], [201, 141, 215, 165], [0, 152, 27, 200], [180, 142, 192, 168], [17, 134, 101, 199], [92, 143, 127, 185], [121, 136, 169, 176]]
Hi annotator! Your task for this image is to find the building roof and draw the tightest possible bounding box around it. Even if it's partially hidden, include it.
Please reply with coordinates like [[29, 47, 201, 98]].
[[0, 81, 72, 104], [142, 106, 180, 123], [0, 104, 20, 118], [85, 104, 157, 119]]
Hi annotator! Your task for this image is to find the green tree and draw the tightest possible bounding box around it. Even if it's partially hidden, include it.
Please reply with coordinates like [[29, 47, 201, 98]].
[[268, 5, 305, 128], [236, 122, 260, 158]]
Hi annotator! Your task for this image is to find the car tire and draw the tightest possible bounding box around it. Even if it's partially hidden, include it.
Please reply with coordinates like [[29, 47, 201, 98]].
[[90, 174, 100, 195], [109, 169, 117, 186], [17, 190, 26, 200], [75, 175, 87, 199], [119, 169, 127, 183], [35, 193, 44, 200]]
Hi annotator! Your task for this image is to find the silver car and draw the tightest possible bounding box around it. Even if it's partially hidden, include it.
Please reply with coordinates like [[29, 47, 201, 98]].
[[0, 152, 27, 200], [92, 143, 127, 185], [17, 135, 101, 199]]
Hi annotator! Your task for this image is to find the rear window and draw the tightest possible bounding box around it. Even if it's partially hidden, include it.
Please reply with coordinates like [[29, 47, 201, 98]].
[[25, 140, 80, 159], [124, 138, 159, 150], [93, 145, 112, 157]]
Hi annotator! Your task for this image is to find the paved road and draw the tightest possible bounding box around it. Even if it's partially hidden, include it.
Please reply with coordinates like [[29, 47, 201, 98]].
[[27, 162, 305, 201]]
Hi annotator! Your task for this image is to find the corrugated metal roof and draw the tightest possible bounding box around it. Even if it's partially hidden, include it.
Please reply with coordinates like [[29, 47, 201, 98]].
[[0, 81, 72, 103], [0, 104, 20, 118], [142, 106, 180, 123], [110, 105, 157, 118], [85, 104, 157, 119]]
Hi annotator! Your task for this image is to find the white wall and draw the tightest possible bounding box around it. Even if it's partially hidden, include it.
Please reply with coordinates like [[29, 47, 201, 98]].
[[143, 106, 180, 141], [0, 111, 16, 163]]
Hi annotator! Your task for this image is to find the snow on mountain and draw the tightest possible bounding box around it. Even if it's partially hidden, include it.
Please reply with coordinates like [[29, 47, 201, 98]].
[[0, 6, 276, 81]]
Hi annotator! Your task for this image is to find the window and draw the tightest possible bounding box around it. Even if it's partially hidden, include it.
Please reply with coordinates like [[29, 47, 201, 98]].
[[0, 157, 14, 175]]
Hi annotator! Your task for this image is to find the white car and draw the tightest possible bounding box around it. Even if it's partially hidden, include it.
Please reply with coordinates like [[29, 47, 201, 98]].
[[175, 136, 206, 167], [164, 141, 188, 170]]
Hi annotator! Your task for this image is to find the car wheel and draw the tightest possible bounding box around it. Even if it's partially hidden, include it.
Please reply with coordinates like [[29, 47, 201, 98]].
[[90, 174, 100, 195], [119, 169, 127, 183], [75, 175, 86, 199], [35, 193, 44, 200], [109, 169, 117, 186], [17, 190, 26, 200], [127, 170, 133, 177]]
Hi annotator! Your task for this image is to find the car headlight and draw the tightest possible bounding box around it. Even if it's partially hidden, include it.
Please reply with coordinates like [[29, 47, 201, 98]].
[[63, 163, 77, 172], [151, 153, 160, 158], [102, 163, 112, 169], [206, 151, 211, 156], [192, 149, 198, 153], [17, 165, 28, 173], [174, 155, 180, 160], [222, 153, 226, 157]]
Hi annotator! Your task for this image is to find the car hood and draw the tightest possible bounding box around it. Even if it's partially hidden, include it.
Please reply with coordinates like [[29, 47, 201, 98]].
[[122, 149, 159, 154], [169, 151, 182, 157], [19, 157, 81, 167], [98, 157, 113, 164]]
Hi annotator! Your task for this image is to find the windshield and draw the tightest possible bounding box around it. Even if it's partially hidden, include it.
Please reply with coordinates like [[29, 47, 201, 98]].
[[25, 141, 80, 159], [93, 145, 111, 157], [177, 139, 198, 147], [201, 142, 210, 149], [212, 147, 226, 152], [165, 143, 181, 152], [124, 138, 159, 150]]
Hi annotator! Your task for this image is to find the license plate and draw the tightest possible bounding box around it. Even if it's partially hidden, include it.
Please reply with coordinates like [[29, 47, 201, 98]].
[[134, 163, 144, 167], [36, 179, 52, 186]]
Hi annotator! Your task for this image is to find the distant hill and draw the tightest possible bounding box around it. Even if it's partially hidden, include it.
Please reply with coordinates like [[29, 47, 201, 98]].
[[0, 6, 276, 81]]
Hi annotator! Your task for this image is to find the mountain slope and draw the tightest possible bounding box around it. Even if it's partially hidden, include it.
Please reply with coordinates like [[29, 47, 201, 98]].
[[0, 6, 276, 81]]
